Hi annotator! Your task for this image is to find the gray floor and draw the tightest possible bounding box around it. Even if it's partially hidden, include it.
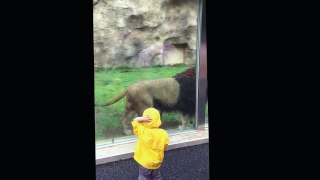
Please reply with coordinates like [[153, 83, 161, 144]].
[[96, 143, 209, 180]]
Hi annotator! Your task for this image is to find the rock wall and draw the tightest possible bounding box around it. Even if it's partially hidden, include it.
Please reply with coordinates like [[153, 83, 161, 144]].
[[94, 0, 199, 68]]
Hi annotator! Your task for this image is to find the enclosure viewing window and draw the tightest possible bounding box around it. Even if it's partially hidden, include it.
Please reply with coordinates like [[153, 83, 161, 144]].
[[94, 0, 207, 150]]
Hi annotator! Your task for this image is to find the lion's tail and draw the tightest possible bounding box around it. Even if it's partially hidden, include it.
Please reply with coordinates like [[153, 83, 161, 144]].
[[95, 89, 127, 106]]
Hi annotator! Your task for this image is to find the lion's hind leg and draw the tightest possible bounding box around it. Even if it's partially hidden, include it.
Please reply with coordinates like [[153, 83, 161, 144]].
[[120, 110, 136, 135], [134, 95, 154, 116]]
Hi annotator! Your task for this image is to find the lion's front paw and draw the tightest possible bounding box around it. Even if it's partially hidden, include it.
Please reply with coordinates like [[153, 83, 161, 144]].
[[124, 130, 133, 135]]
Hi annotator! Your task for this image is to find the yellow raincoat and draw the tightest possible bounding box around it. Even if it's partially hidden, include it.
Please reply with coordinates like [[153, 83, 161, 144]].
[[132, 108, 170, 170]]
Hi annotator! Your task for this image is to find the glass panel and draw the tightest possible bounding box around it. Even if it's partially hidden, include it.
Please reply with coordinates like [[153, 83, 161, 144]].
[[94, 0, 200, 144]]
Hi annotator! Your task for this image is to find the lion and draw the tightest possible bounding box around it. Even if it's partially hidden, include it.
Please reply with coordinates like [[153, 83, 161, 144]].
[[96, 66, 196, 135]]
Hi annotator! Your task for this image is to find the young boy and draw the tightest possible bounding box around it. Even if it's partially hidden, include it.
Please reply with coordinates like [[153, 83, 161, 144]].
[[132, 108, 170, 180]]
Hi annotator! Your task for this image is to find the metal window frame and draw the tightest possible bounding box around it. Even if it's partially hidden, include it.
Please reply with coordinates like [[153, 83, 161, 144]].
[[196, 0, 207, 130]]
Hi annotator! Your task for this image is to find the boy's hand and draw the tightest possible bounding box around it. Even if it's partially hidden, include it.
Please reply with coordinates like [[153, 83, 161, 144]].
[[134, 116, 151, 122]]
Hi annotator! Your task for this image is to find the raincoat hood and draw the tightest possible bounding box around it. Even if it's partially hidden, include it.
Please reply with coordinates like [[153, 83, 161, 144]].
[[142, 108, 162, 128]]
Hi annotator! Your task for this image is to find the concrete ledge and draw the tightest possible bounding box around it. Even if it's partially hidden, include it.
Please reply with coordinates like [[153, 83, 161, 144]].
[[96, 128, 209, 165]]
